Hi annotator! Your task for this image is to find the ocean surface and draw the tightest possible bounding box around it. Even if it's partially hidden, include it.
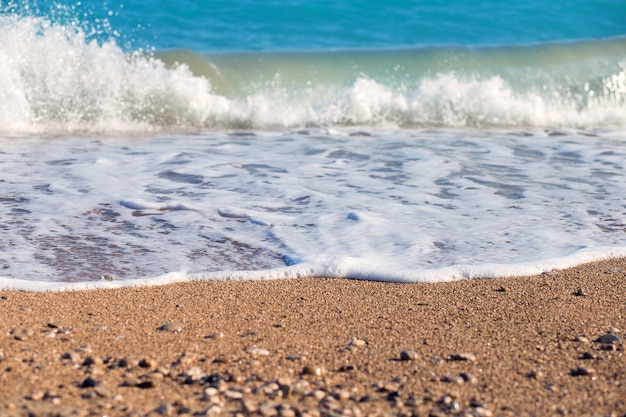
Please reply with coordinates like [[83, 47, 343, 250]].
[[1, 0, 625, 290]]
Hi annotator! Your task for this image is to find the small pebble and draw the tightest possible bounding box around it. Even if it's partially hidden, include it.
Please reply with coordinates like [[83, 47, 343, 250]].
[[527, 370, 544, 380], [400, 349, 418, 361], [139, 358, 157, 369], [291, 380, 311, 396], [201, 387, 219, 401], [310, 389, 327, 401], [80, 377, 99, 388], [285, 354, 305, 361], [121, 376, 142, 387], [472, 407, 494, 417], [441, 374, 464, 384], [449, 353, 476, 362], [198, 405, 222, 416], [136, 379, 159, 389], [9, 327, 33, 341], [573, 336, 590, 343], [61, 351, 82, 364], [242, 400, 258, 413], [573, 288, 587, 296], [182, 366, 205, 383], [259, 404, 278, 417], [204, 333, 224, 339], [599, 343, 617, 351], [460, 372, 478, 384], [28, 390, 45, 401], [75, 345, 92, 353], [581, 351, 596, 360], [82, 356, 103, 367], [223, 390, 243, 400], [158, 323, 182, 332], [595, 333, 623, 344], [303, 365, 324, 376], [94, 386, 111, 398], [248, 347, 270, 356], [155, 403, 175, 416], [349, 338, 367, 348], [571, 367, 596, 377]]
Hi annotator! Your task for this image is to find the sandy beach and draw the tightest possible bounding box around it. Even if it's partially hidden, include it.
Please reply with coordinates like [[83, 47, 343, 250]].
[[1, 259, 625, 417]]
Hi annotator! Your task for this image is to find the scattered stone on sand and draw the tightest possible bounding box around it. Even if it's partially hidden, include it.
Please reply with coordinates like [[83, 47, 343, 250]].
[[158, 323, 182, 332], [400, 349, 418, 361], [223, 389, 244, 400], [449, 353, 476, 362], [581, 351, 596, 360], [80, 377, 99, 388], [303, 365, 324, 376], [61, 351, 82, 365], [9, 327, 33, 341], [460, 372, 478, 384], [595, 333, 623, 344], [181, 366, 205, 383], [121, 376, 142, 387], [137, 379, 160, 389], [75, 345, 92, 353], [27, 390, 45, 401], [442, 374, 465, 384], [573, 336, 590, 343], [571, 367, 596, 377], [94, 386, 111, 398], [116, 357, 138, 368], [204, 332, 224, 339], [599, 343, 618, 351], [495, 286, 510, 292], [348, 337, 367, 348], [155, 403, 175, 416], [139, 358, 158, 369], [573, 288, 587, 296], [248, 347, 270, 356], [82, 356, 103, 367], [285, 354, 306, 361]]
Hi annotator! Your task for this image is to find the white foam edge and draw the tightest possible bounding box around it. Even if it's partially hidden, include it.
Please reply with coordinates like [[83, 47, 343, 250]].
[[2, 246, 626, 292]]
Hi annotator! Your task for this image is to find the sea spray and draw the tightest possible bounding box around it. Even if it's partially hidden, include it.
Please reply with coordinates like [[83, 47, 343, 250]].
[[1, 10, 625, 135]]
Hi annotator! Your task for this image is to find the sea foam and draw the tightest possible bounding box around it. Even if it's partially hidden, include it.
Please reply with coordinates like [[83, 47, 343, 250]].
[[3, 128, 626, 290], [0, 13, 625, 135]]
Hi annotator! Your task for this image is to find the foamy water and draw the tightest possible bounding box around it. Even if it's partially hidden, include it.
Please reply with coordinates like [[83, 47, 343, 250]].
[[3, 128, 626, 291], [1, 15, 625, 136], [1, 4, 626, 290]]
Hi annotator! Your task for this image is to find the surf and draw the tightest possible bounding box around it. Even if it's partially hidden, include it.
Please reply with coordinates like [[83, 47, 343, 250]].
[[0, 11, 624, 135]]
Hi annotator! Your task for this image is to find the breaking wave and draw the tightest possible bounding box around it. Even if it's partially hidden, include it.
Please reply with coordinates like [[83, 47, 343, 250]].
[[0, 13, 625, 135]]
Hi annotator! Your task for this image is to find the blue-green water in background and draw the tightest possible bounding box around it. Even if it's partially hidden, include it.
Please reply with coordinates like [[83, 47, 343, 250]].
[[8, 0, 626, 52]]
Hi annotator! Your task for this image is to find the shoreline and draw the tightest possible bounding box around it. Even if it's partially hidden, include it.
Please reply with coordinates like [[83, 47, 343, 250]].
[[1, 258, 625, 416]]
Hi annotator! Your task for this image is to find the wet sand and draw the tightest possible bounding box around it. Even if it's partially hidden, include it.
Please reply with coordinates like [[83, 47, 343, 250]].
[[0, 259, 625, 417]]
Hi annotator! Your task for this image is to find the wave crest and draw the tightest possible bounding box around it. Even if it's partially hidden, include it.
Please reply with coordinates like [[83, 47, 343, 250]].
[[0, 14, 625, 135]]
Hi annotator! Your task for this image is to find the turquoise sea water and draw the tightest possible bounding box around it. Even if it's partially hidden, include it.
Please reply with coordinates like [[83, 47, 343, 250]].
[[0, 1, 626, 289], [57, 0, 626, 51]]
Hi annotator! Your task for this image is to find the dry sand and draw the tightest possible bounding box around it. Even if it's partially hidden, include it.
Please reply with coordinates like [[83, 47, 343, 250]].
[[0, 259, 625, 417]]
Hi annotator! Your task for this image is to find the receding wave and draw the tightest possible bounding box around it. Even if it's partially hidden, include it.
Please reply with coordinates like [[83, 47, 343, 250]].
[[1, 13, 625, 135]]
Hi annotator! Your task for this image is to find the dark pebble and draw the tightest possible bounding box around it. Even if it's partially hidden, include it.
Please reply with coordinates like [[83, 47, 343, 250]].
[[595, 333, 622, 344], [80, 377, 99, 388]]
